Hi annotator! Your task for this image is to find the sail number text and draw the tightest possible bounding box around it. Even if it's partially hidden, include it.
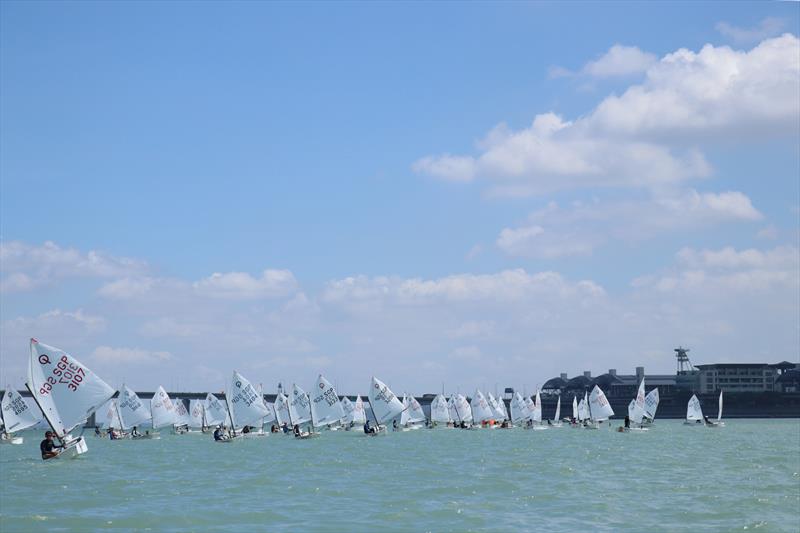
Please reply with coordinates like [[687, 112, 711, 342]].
[[39, 356, 85, 394]]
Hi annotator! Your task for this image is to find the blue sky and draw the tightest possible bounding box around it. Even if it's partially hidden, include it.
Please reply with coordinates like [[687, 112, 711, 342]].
[[1, 2, 798, 395]]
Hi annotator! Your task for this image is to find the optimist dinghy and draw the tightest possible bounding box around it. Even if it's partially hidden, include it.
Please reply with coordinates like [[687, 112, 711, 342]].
[[26, 339, 115, 460]]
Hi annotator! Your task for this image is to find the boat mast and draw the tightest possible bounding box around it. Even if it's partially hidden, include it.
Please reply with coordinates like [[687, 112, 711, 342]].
[[114, 394, 125, 431], [223, 388, 237, 438], [286, 393, 295, 428], [308, 393, 315, 432], [452, 396, 463, 424]]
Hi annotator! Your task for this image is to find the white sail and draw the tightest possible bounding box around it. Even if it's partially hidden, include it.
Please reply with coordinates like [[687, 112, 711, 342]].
[[627, 399, 636, 420], [188, 400, 205, 429], [532, 390, 543, 423], [644, 388, 660, 420], [151, 385, 177, 429], [118, 385, 150, 430], [101, 399, 123, 430], [589, 385, 614, 421], [1, 388, 40, 433], [686, 394, 703, 421], [273, 392, 291, 427], [630, 379, 646, 424], [554, 396, 561, 422], [173, 400, 192, 427], [510, 393, 528, 424], [204, 393, 226, 426], [579, 391, 590, 421], [717, 390, 723, 422], [470, 390, 495, 423], [257, 384, 276, 426], [430, 394, 451, 423], [341, 397, 355, 424], [288, 384, 312, 426], [447, 396, 459, 422], [352, 396, 367, 425], [401, 394, 425, 425], [525, 397, 536, 421], [368, 377, 404, 425], [228, 371, 270, 428], [572, 396, 578, 420], [27, 339, 116, 438], [408, 395, 426, 424], [311, 375, 345, 428], [488, 393, 507, 421], [400, 394, 411, 426]]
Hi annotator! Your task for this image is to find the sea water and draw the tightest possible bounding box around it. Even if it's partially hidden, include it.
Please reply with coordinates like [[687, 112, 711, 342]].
[[1, 419, 798, 532]]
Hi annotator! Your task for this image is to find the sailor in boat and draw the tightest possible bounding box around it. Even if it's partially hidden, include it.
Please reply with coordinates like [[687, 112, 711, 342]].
[[703, 415, 718, 427], [40, 431, 63, 460], [242, 425, 250, 434], [213, 425, 227, 441], [392, 420, 398, 431], [94, 427, 102, 438], [281, 422, 290, 434], [363, 420, 376, 435], [131, 426, 141, 438], [270, 425, 279, 433]]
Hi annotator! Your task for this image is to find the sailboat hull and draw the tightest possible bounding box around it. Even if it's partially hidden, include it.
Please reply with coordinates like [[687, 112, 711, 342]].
[[47, 436, 88, 460]]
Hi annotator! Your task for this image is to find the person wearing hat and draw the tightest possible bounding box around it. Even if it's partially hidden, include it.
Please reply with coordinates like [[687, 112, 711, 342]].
[[40, 431, 63, 460]]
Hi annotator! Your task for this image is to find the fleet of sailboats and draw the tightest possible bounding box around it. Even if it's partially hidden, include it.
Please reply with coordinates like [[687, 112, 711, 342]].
[[6, 338, 734, 459]]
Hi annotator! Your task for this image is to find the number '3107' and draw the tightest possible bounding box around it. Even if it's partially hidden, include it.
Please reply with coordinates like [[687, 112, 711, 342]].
[[39, 355, 85, 394]]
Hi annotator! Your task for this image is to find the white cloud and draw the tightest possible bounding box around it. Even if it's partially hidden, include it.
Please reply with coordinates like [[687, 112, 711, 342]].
[[91, 346, 172, 364], [322, 269, 605, 308], [3, 309, 106, 334], [449, 345, 483, 361], [0, 241, 147, 292], [588, 34, 800, 138], [412, 154, 478, 182], [757, 225, 779, 240], [550, 44, 656, 79], [583, 45, 657, 77], [447, 321, 496, 340], [496, 190, 762, 258], [193, 269, 297, 300], [716, 17, 787, 44], [415, 35, 799, 193], [634, 245, 799, 292], [99, 270, 298, 302]]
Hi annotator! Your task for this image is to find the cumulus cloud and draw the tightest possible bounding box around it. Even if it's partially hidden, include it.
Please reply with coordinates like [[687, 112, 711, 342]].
[[496, 190, 762, 258], [716, 17, 787, 44], [193, 269, 297, 300], [415, 35, 799, 193], [552, 44, 657, 78], [633, 245, 799, 292], [92, 345, 172, 364], [322, 269, 605, 309], [99, 270, 298, 302], [588, 34, 799, 138], [3, 309, 106, 335], [0, 241, 147, 293]]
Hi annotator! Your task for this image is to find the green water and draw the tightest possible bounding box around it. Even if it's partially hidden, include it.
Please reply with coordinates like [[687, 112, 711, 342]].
[[1, 420, 799, 532]]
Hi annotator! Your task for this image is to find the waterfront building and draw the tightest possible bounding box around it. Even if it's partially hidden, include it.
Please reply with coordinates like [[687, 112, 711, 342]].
[[696, 361, 797, 393]]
